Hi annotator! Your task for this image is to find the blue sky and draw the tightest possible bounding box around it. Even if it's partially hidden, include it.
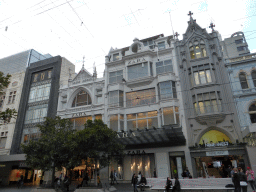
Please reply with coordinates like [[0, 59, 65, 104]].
[[0, 0, 255, 76]]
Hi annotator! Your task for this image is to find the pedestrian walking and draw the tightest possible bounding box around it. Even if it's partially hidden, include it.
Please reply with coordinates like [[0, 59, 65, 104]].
[[114, 170, 118, 184], [17, 175, 24, 189], [239, 168, 247, 192], [131, 173, 138, 192], [140, 175, 147, 191], [153, 168, 157, 178], [110, 171, 114, 185], [233, 168, 241, 192], [165, 177, 172, 192], [246, 167, 256, 192], [63, 175, 70, 192], [173, 176, 181, 192]]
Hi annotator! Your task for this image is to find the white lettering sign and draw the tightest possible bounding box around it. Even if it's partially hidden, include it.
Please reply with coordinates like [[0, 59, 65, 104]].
[[128, 57, 147, 65], [72, 112, 86, 117], [205, 141, 229, 147], [206, 151, 229, 156]]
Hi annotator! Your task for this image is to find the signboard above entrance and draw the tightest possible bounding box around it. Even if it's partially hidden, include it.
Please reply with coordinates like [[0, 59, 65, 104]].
[[205, 141, 229, 147], [206, 151, 229, 156]]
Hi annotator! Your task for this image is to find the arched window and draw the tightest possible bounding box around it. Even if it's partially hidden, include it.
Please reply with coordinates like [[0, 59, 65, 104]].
[[189, 39, 207, 59], [239, 72, 249, 89], [72, 90, 92, 107], [252, 70, 256, 87], [249, 103, 256, 123]]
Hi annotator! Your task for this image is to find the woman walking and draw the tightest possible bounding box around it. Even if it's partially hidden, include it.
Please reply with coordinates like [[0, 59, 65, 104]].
[[246, 167, 256, 192]]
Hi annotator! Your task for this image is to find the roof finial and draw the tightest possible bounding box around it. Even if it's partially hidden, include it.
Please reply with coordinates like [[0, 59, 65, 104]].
[[188, 11, 193, 19], [209, 22, 215, 32], [82, 56, 85, 68]]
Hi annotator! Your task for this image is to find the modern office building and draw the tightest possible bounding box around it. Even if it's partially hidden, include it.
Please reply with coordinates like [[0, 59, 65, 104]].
[[221, 31, 250, 59], [0, 56, 75, 185], [57, 34, 190, 181], [175, 14, 249, 178]]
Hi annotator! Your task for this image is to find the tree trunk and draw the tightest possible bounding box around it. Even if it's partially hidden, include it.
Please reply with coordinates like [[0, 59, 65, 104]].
[[51, 162, 55, 187]]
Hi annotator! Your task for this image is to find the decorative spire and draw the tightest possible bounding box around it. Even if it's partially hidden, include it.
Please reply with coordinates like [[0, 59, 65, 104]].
[[188, 11, 193, 19], [82, 56, 85, 69], [93, 62, 97, 79], [209, 22, 215, 32]]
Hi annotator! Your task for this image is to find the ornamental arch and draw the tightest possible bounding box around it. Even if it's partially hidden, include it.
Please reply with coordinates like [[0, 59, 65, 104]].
[[68, 87, 93, 108]]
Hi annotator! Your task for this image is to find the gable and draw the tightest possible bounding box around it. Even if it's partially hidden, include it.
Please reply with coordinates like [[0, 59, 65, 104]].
[[73, 69, 93, 82]]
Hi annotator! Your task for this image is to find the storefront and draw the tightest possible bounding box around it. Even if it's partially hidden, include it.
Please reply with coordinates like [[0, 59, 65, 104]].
[[115, 125, 189, 180], [190, 130, 249, 178]]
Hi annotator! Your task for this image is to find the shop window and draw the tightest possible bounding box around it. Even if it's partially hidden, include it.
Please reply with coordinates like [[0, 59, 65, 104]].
[[109, 70, 123, 84], [189, 40, 207, 60], [249, 103, 256, 124], [126, 88, 156, 107], [169, 152, 186, 179], [162, 106, 180, 125], [113, 53, 120, 61], [127, 111, 158, 131], [190, 64, 213, 86], [239, 72, 249, 89], [95, 114, 102, 120], [70, 116, 92, 130], [24, 104, 48, 124], [193, 92, 222, 115], [251, 71, 256, 87], [128, 62, 148, 80], [28, 83, 51, 103], [158, 81, 177, 99], [156, 59, 173, 75], [130, 153, 155, 178], [158, 42, 165, 50], [109, 157, 124, 180], [109, 90, 123, 107], [72, 90, 92, 107]]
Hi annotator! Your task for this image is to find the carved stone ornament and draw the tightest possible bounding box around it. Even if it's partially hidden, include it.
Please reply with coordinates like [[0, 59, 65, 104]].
[[181, 51, 186, 56], [210, 44, 216, 49]]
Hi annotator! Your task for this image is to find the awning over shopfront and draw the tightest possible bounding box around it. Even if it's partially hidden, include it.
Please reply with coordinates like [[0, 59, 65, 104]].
[[117, 125, 186, 149]]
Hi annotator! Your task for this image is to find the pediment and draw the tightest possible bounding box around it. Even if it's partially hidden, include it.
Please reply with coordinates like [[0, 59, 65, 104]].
[[73, 68, 93, 82]]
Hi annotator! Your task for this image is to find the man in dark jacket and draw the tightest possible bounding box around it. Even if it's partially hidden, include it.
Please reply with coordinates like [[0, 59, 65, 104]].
[[232, 168, 241, 192], [173, 176, 181, 192], [140, 175, 147, 191], [131, 174, 138, 192]]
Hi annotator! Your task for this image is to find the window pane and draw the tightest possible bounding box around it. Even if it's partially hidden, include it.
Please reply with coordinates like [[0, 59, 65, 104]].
[[148, 117, 158, 128], [194, 103, 198, 114], [217, 100, 222, 112], [199, 71, 206, 84], [194, 72, 200, 85], [206, 70, 212, 83], [110, 115, 118, 131], [199, 102, 205, 114], [163, 107, 175, 125], [138, 119, 147, 129], [212, 100, 218, 112], [190, 50, 195, 59], [148, 111, 157, 117], [127, 114, 136, 120], [158, 42, 165, 50], [252, 71, 256, 87], [205, 101, 211, 113]]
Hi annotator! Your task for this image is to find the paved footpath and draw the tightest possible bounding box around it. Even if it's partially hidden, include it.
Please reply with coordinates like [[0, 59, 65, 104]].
[[0, 183, 255, 192]]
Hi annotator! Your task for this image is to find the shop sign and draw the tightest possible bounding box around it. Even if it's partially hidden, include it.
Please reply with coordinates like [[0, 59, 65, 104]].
[[205, 141, 229, 147], [128, 57, 147, 65], [117, 132, 136, 138], [127, 150, 146, 155], [0, 164, 6, 167], [72, 112, 86, 117], [206, 151, 229, 156]]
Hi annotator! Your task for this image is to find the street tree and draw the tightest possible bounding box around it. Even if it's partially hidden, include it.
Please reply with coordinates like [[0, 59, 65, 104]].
[[74, 119, 125, 185], [21, 116, 78, 187]]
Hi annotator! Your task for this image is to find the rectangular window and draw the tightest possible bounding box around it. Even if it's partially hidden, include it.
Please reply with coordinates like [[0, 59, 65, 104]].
[[109, 90, 123, 107], [158, 81, 177, 99], [162, 106, 180, 125], [22, 127, 41, 143], [109, 70, 123, 84], [237, 46, 247, 51], [127, 111, 158, 131], [110, 115, 118, 132], [158, 42, 165, 50], [235, 39, 243, 44], [192, 65, 213, 86], [24, 104, 48, 124], [126, 88, 156, 107], [128, 62, 148, 80], [193, 92, 222, 115], [70, 116, 92, 130], [156, 59, 173, 75], [96, 89, 102, 104], [28, 83, 51, 103], [113, 53, 120, 61], [0, 93, 5, 108]]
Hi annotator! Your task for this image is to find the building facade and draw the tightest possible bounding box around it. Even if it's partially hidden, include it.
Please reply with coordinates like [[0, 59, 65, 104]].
[[57, 34, 190, 181], [175, 15, 249, 178], [0, 56, 75, 185], [225, 52, 256, 174]]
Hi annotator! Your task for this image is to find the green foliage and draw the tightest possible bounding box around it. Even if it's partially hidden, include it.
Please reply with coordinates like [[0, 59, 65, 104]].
[[74, 119, 125, 168], [0, 72, 11, 95], [21, 116, 78, 171]]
